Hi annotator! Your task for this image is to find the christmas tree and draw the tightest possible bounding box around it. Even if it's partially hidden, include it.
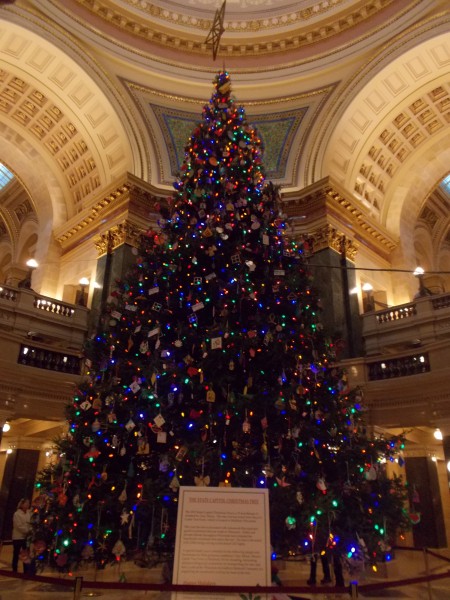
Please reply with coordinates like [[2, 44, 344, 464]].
[[32, 72, 409, 575]]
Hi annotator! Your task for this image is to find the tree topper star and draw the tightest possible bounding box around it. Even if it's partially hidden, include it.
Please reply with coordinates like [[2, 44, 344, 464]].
[[205, 1, 226, 61]]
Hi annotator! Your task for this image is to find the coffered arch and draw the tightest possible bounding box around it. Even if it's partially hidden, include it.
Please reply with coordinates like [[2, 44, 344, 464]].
[[319, 17, 450, 239], [0, 17, 133, 224]]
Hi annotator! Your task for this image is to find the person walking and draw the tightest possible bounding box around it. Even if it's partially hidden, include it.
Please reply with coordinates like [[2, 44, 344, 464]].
[[12, 498, 31, 573]]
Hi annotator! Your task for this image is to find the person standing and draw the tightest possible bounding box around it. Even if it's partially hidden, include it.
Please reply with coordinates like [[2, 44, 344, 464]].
[[12, 498, 31, 573]]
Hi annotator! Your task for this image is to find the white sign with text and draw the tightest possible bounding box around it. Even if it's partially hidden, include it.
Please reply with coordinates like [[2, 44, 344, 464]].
[[172, 486, 271, 598]]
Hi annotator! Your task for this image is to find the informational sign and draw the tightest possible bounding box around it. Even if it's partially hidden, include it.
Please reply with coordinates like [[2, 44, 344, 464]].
[[172, 486, 272, 600]]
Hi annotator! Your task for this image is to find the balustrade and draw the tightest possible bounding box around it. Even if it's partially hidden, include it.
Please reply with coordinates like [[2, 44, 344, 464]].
[[375, 304, 416, 324], [18, 344, 82, 374], [34, 297, 75, 317], [367, 353, 430, 381], [0, 285, 17, 302], [431, 293, 450, 310]]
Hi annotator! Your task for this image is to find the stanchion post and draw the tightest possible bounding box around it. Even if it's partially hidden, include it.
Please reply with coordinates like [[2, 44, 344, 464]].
[[350, 581, 358, 598], [74, 576, 83, 600], [423, 548, 432, 600]]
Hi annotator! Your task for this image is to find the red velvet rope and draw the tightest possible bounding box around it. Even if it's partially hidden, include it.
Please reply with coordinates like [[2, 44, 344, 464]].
[[1, 567, 449, 594]]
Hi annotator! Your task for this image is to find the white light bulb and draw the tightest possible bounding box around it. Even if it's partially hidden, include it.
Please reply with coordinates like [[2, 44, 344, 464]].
[[434, 428, 443, 441]]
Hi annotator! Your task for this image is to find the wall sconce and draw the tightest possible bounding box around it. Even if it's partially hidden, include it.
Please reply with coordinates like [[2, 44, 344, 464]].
[[434, 428, 443, 441], [413, 266, 431, 297], [2, 422, 10, 433], [362, 283, 375, 312], [76, 277, 90, 306], [18, 258, 39, 289]]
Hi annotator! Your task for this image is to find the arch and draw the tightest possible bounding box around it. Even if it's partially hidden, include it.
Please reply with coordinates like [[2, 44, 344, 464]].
[[17, 223, 38, 267], [313, 14, 450, 234], [0, 243, 12, 283], [0, 17, 135, 223]]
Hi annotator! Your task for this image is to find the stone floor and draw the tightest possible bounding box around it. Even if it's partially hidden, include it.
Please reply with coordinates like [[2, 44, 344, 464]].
[[0, 543, 449, 599]]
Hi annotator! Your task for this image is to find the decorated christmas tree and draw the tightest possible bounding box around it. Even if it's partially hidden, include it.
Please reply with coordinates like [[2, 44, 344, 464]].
[[32, 72, 409, 575]]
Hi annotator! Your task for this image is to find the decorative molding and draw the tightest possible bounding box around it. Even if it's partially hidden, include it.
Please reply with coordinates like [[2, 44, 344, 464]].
[[283, 177, 397, 261], [94, 221, 143, 256], [310, 224, 359, 261], [55, 175, 164, 254], [71, 0, 397, 57]]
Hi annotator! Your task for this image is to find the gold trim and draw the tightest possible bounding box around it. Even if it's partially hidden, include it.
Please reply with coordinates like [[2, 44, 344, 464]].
[[283, 177, 397, 261], [55, 175, 164, 254], [94, 221, 143, 257], [70, 0, 396, 57], [309, 224, 359, 261]]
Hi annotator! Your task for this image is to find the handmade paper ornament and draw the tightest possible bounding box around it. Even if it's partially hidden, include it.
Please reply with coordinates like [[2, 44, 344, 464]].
[[409, 511, 421, 524], [211, 337, 222, 350], [365, 465, 377, 481], [189, 408, 202, 419], [154, 413, 165, 428], [118, 484, 127, 502], [296, 491, 304, 505], [276, 475, 291, 487], [316, 477, 327, 492], [120, 510, 130, 525], [84, 445, 100, 459], [57, 489, 68, 507], [242, 418, 251, 433], [206, 389, 216, 403], [175, 446, 188, 461], [194, 474, 210, 486], [91, 418, 101, 433], [130, 380, 141, 394], [104, 395, 114, 406], [112, 539, 126, 558], [169, 476, 180, 491], [159, 455, 170, 472], [136, 438, 150, 455], [80, 400, 92, 411], [140, 340, 149, 354], [92, 396, 102, 410], [125, 418, 136, 432]]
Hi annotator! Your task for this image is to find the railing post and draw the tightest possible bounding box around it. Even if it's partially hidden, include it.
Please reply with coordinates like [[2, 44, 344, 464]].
[[73, 576, 83, 600], [423, 548, 432, 600]]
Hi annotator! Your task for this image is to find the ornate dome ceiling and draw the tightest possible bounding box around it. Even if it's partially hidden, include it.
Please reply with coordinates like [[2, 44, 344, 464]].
[[0, 0, 449, 281], [42, 0, 413, 68]]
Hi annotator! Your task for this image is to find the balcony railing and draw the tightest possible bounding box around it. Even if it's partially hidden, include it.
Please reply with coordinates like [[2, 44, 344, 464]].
[[367, 352, 430, 381], [362, 292, 450, 357], [0, 284, 88, 346], [18, 343, 82, 374], [0, 285, 89, 421]]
